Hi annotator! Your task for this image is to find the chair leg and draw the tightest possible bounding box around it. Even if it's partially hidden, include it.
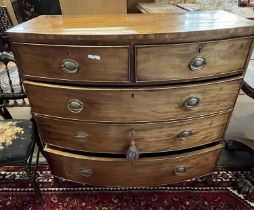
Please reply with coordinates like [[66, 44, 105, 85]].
[[31, 117, 45, 151], [27, 138, 36, 169], [32, 144, 41, 184], [0, 107, 12, 119], [24, 163, 44, 205], [24, 142, 44, 205]]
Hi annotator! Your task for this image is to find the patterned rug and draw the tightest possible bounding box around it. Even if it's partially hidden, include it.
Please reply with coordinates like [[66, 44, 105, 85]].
[[0, 165, 253, 210]]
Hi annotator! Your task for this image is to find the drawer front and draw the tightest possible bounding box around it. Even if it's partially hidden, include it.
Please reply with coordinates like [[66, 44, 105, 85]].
[[136, 38, 252, 82], [14, 43, 130, 83], [44, 144, 222, 187], [25, 77, 241, 123], [36, 112, 229, 153]]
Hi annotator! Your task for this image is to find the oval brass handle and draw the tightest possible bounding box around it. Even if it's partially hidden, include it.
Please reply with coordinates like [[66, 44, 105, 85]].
[[68, 99, 84, 113], [184, 97, 200, 109], [178, 131, 193, 140], [126, 139, 140, 161], [61, 58, 79, 73], [189, 56, 207, 71], [80, 169, 92, 177], [174, 166, 186, 175], [75, 132, 88, 141]]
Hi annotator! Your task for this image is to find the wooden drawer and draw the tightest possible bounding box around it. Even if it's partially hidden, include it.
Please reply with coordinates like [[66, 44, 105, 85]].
[[136, 38, 252, 83], [44, 144, 222, 187], [36, 112, 229, 153], [25, 77, 241, 123], [13, 43, 130, 83]]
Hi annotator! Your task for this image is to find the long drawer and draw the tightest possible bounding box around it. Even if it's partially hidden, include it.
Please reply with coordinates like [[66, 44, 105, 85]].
[[25, 77, 241, 123], [136, 38, 252, 82], [44, 144, 222, 187], [36, 112, 229, 153], [13, 43, 130, 83]]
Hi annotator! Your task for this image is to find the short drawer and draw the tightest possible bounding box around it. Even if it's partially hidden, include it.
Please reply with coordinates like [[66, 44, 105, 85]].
[[13, 43, 130, 83], [25, 77, 241, 123], [136, 38, 252, 82], [36, 112, 229, 153], [44, 144, 222, 187]]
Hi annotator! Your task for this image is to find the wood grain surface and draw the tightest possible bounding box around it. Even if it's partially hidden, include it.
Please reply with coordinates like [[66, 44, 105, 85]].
[[136, 38, 251, 82], [14, 43, 130, 83], [36, 112, 229, 153], [24, 77, 241, 123], [7, 11, 254, 44], [44, 144, 222, 187]]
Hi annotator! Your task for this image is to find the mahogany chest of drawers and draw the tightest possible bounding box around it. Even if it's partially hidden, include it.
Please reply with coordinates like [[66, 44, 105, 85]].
[[7, 11, 254, 187]]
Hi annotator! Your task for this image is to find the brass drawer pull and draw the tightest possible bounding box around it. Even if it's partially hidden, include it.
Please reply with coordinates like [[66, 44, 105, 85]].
[[68, 99, 84, 113], [80, 169, 92, 177], [184, 97, 200, 109], [178, 131, 193, 140], [74, 132, 88, 141], [189, 56, 207, 71], [126, 129, 140, 161], [61, 58, 79, 73], [126, 140, 140, 161], [174, 166, 186, 175]]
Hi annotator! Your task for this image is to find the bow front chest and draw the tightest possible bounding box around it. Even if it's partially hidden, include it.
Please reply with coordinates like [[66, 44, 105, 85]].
[[7, 11, 254, 187]]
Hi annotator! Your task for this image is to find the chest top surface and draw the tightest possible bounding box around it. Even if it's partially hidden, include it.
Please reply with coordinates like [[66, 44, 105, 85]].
[[6, 11, 254, 44]]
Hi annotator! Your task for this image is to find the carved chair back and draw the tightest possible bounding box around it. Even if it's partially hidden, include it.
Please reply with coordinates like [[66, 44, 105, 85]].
[[0, 52, 28, 119]]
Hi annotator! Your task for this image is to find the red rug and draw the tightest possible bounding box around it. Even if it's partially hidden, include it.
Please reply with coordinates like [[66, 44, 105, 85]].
[[0, 165, 253, 210]]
